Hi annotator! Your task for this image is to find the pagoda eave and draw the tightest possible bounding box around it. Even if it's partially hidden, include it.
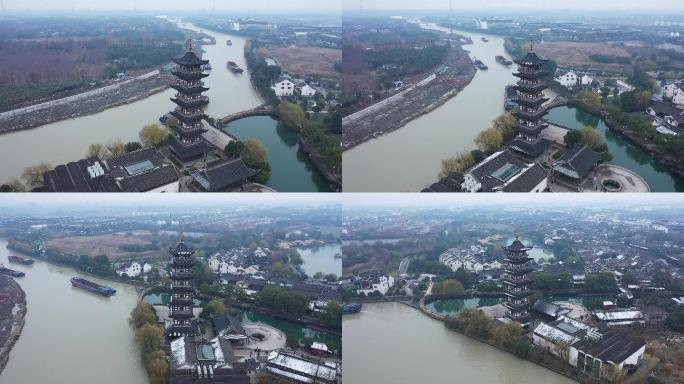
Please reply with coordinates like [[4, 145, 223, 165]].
[[171, 70, 210, 81], [170, 111, 208, 123], [170, 98, 209, 109]]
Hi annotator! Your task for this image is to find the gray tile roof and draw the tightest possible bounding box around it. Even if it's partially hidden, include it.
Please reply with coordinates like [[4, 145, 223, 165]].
[[552, 144, 601, 180]]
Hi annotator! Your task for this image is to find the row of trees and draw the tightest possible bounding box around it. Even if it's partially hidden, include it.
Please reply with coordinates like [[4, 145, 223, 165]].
[[440, 113, 517, 178], [129, 303, 168, 384], [256, 286, 309, 316], [445, 308, 530, 358]]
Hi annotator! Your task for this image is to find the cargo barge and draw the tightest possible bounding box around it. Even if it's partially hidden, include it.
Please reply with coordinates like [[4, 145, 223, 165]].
[[0, 265, 25, 278], [226, 40, 233, 46], [8, 256, 34, 265], [70, 277, 116, 296], [342, 303, 363, 314], [227, 61, 244, 73], [495, 55, 513, 66], [472, 58, 488, 70]]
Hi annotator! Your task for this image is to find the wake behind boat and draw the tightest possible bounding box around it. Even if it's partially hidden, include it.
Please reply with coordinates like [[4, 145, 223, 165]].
[[70, 277, 116, 296]]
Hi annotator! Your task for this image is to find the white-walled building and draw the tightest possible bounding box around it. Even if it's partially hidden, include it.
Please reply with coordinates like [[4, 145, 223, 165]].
[[581, 74, 594, 86], [300, 84, 317, 97], [117, 262, 143, 277], [556, 71, 579, 88], [532, 316, 646, 379], [357, 275, 394, 296], [461, 150, 548, 193], [664, 81, 684, 106], [272, 79, 295, 97]]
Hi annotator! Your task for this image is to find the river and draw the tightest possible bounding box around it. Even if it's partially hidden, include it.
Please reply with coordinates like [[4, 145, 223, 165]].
[[343, 302, 575, 384], [296, 243, 342, 277], [343, 26, 518, 191], [0, 21, 323, 192], [546, 106, 684, 192], [0, 239, 147, 384]]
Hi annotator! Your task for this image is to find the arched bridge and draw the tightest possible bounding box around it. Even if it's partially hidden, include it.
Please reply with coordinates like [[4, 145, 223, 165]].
[[217, 105, 278, 126], [543, 96, 569, 111]]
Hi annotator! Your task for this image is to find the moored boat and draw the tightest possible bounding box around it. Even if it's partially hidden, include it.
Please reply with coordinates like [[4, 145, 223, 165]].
[[495, 55, 513, 66], [227, 61, 244, 73], [504, 84, 517, 110], [70, 277, 116, 296], [342, 303, 363, 314], [0, 265, 25, 278], [472, 58, 488, 70], [8, 255, 34, 265]]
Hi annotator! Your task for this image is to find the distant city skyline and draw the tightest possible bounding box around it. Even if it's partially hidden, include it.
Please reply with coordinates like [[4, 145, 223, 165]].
[[344, 0, 684, 12], [0, 0, 341, 12]]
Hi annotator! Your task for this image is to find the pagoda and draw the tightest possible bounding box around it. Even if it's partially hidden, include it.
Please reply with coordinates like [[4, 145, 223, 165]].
[[509, 47, 551, 160], [168, 236, 196, 338], [168, 41, 212, 162], [502, 237, 534, 326]]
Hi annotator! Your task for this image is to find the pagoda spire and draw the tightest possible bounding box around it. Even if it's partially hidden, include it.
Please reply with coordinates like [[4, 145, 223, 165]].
[[508, 46, 551, 160], [502, 237, 534, 326], [167, 234, 196, 338], [168, 42, 212, 162]]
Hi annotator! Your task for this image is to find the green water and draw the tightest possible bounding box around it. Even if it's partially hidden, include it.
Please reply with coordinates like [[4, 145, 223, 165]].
[[241, 311, 341, 353], [426, 297, 501, 316], [223, 115, 329, 192], [546, 106, 684, 192], [142, 292, 203, 306]]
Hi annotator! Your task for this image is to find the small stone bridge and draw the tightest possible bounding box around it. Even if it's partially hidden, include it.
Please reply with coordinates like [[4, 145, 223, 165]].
[[217, 104, 278, 126], [543, 96, 569, 111]]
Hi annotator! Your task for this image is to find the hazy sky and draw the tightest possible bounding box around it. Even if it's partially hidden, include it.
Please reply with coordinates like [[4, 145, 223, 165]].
[[344, 0, 684, 12], [0, 0, 341, 12], [342, 193, 684, 208]]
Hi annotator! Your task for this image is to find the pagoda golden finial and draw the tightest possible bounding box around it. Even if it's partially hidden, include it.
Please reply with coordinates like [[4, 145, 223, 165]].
[[187, 39, 194, 52], [529, 42, 534, 52]]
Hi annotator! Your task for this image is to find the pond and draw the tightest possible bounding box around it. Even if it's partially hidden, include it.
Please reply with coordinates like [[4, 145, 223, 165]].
[[297, 243, 342, 277], [546, 106, 684, 192], [223, 115, 329, 192], [241, 311, 341, 353], [426, 296, 501, 316]]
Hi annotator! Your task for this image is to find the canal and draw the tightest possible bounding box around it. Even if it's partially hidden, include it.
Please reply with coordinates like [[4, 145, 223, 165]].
[[0, 21, 325, 192], [0, 239, 147, 384], [223, 116, 328, 192], [343, 25, 518, 191], [297, 243, 342, 277], [546, 106, 684, 192], [343, 302, 575, 384]]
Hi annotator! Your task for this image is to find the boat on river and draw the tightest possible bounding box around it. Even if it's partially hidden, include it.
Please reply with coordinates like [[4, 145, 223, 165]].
[[481, 37, 489, 42], [227, 61, 244, 73], [342, 303, 363, 314], [0, 265, 25, 277], [495, 55, 513, 66], [8, 256, 34, 265], [226, 40, 233, 46], [70, 277, 116, 296], [472, 58, 488, 70], [504, 85, 517, 110]]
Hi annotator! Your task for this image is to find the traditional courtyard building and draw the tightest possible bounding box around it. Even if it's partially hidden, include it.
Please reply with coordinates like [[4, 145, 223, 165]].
[[168, 237, 198, 339], [43, 147, 179, 192], [261, 350, 340, 384], [169, 42, 213, 163], [502, 237, 534, 326], [509, 48, 552, 161], [169, 336, 252, 384], [551, 143, 602, 190]]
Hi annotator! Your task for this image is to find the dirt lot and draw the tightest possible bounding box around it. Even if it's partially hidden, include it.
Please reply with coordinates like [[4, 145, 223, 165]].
[[267, 47, 341, 80], [44, 233, 159, 260], [535, 42, 632, 71]]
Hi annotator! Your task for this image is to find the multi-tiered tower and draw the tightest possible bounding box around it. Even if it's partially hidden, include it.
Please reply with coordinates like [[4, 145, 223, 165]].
[[509, 48, 550, 160], [168, 237, 195, 338], [169, 42, 212, 162], [502, 237, 534, 325]]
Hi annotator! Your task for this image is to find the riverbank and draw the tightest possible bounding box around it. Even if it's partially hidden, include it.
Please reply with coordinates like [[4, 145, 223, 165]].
[[0, 72, 172, 134], [0, 275, 26, 375], [6, 238, 148, 291], [298, 139, 341, 191], [342, 40, 477, 150]]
